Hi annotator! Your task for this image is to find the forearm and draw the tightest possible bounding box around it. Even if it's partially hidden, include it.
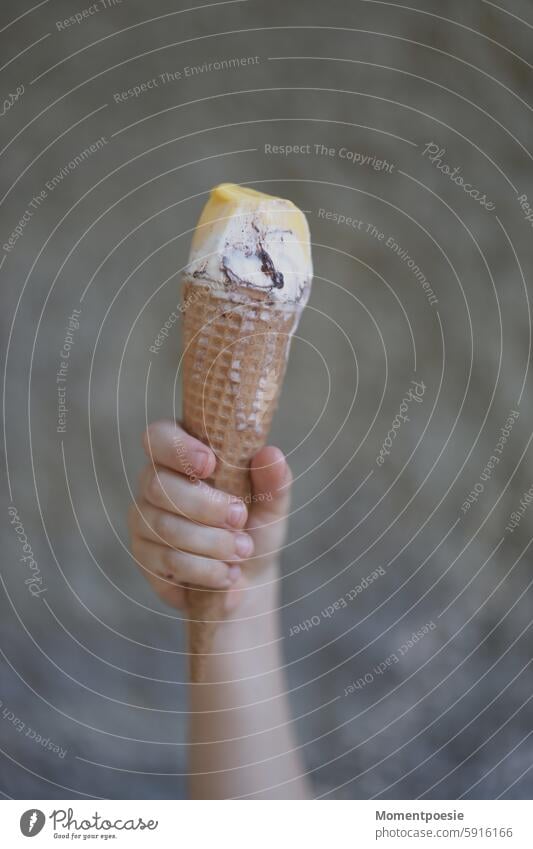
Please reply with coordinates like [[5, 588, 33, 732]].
[[188, 580, 311, 799]]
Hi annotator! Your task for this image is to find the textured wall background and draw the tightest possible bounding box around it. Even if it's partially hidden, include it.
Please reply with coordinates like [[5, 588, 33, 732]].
[[1, 0, 533, 799]]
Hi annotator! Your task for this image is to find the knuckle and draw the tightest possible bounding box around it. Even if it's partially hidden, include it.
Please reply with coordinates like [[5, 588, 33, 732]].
[[146, 469, 162, 504], [184, 525, 204, 555], [162, 546, 179, 571], [222, 530, 237, 558], [194, 485, 216, 522], [205, 560, 227, 586], [187, 554, 218, 586], [154, 510, 172, 542], [144, 421, 160, 451], [208, 490, 231, 522], [130, 539, 143, 564]]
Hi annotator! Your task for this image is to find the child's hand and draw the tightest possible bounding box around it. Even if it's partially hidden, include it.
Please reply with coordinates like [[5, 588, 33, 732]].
[[128, 420, 292, 614]]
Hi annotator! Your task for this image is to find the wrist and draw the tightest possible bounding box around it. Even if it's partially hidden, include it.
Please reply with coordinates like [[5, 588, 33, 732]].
[[231, 555, 280, 611], [212, 560, 281, 647]]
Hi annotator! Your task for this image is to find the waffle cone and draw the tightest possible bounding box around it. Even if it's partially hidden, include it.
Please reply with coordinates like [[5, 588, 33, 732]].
[[181, 277, 300, 681]]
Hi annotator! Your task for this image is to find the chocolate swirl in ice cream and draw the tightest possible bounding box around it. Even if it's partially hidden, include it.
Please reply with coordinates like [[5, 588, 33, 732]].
[[186, 183, 312, 305]]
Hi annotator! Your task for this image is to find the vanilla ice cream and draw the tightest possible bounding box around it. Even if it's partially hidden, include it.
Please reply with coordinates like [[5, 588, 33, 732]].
[[186, 183, 313, 305]]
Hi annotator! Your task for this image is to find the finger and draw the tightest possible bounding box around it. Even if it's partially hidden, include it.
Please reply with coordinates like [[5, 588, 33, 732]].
[[140, 465, 248, 529], [131, 536, 241, 590], [131, 499, 254, 561], [249, 446, 292, 524], [143, 420, 216, 480]]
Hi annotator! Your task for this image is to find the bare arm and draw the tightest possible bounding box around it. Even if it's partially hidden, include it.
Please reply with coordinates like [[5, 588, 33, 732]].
[[189, 595, 310, 798]]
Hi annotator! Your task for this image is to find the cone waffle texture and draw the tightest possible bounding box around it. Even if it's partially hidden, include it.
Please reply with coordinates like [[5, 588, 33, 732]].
[[182, 277, 300, 681]]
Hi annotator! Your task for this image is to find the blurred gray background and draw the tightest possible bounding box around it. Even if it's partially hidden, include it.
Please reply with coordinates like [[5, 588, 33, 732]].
[[1, 0, 533, 799]]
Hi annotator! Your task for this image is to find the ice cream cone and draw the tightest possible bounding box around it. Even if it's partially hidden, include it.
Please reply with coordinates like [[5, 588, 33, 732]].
[[182, 281, 301, 680], [180, 184, 312, 681]]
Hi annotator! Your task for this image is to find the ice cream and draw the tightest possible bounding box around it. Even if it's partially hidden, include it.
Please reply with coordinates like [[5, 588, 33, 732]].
[[186, 183, 312, 304], [182, 184, 313, 681]]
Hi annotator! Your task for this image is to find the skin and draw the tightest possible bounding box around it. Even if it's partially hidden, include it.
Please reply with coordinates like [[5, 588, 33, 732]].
[[128, 420, 311, 799]]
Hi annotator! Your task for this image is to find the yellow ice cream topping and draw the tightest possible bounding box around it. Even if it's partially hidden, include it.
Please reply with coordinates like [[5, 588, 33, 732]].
[[191, 183, 312, 268]]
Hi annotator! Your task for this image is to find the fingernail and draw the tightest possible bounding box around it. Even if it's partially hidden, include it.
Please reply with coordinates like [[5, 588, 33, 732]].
[[191, 450, 209, 476], [228, 502, 246, 528], [228, 565, 241, 583], [235, 533, 253, 558]]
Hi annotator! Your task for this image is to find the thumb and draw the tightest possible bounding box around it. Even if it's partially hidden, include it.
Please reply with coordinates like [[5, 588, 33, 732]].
[[223, 447, 292, 614], [248, 445, 292, 526]]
